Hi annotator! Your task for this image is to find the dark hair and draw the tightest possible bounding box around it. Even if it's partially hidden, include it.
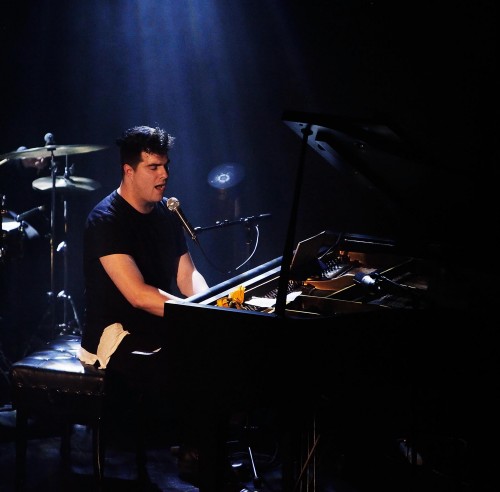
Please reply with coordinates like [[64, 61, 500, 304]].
[[116, 126, 175, 169]]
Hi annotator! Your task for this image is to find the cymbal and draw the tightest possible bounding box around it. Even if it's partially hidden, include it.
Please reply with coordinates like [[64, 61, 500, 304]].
[[207, 162, 245, 189], [0, 144, 108, 161], [32, 176, 101, 193]]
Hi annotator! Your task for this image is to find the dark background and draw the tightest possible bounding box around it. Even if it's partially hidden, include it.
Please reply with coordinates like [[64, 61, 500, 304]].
[[0, 1, 496, 364]]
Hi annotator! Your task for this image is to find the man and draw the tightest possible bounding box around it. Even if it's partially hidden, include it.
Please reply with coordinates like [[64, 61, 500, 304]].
[[78, 126, 209, 466], [79, 125, 208, 367], [78, 126, 260, 491]]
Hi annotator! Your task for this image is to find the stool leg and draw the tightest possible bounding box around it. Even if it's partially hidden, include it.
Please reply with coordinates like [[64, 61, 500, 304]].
[[135, 394, 149, 483], [93, 418, 105, 486], [136, 432, 148, 483], [15, 407, 28, 492], [60, 421, 72, 470]]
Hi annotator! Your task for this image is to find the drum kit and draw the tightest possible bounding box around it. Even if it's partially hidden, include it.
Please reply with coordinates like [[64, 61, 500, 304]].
[[1, 138, 107, 338]]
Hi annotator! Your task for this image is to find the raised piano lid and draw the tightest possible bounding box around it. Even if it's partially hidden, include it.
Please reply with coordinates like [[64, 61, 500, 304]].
[[280, 109, 489, 288], [281, 109, 438, 232], [277, 109, 446, 316]]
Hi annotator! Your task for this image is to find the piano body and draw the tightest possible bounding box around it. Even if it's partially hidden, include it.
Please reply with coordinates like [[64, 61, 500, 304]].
[[164, 112, 494, 491]]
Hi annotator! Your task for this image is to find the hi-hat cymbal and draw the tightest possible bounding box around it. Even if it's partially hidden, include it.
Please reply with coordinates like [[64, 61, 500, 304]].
[[32, 176, 101, 193], [0, 144, 108, 162], [207, 162, 245, 189]]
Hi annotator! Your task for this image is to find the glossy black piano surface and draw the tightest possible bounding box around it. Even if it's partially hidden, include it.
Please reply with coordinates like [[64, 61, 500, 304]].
[[164, 229, 494, 491], [163, 111, 495, 491]]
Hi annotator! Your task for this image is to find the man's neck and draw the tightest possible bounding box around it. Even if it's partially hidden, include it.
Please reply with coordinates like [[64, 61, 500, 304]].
[[117, 184, 154, 214]]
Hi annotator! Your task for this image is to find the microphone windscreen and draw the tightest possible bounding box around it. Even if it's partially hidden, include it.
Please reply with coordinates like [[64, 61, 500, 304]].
[[166, 197, 179, 211]]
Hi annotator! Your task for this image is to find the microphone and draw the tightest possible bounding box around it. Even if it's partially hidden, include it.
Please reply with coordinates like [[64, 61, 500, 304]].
[[354, 272, 378, 291], [16, 205, 45, 223], [166, 197, 198, 243], [354, 271, 423, 298], [44, 133, 56, 146]]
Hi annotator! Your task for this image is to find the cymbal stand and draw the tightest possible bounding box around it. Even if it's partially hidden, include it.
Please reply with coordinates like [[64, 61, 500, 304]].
[[0, 194, 7, 263], [1, 195, 11, 384], [56, 156, 82, 335], [37, 144, 58, 339]]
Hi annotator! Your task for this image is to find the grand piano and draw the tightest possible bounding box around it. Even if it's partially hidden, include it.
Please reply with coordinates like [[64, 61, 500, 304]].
[[164, 111, 494, 491]]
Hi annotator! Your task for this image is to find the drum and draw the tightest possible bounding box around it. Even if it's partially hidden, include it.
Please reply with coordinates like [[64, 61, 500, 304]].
[[1, 210, 39, 261]]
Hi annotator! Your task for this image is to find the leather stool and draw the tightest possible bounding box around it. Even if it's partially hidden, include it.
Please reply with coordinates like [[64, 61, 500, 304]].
[[9, 334, 108, 490]]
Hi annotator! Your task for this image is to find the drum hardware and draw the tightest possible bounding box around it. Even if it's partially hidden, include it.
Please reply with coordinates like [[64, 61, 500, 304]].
[[39, 138, 59, 337], [31, 175, 101, 193], [0, 195, 7, 263], [29, 134, 104, 338], [1, 197, 11, 382], [15, 205, 46, 223], [15, 221, 27, 259], [0, 143, 108, 162], [1, 207, 43, 261], [56, 240, 82, 334], [0, 340, 12, 390]]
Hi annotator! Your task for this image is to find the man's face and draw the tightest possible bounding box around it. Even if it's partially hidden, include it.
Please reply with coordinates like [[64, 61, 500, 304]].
[[128, 151, 169, 205]]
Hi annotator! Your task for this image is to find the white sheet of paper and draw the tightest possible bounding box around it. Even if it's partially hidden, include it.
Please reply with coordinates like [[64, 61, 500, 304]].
[[245, 290, 302, 307]]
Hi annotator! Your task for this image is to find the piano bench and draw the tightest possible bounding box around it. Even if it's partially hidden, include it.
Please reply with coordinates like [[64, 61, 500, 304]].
[[9, 334, 146, 490]]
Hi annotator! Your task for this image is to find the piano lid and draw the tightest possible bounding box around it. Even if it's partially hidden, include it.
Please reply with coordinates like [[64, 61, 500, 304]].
[[281, 109, 465, 249], [282, 110, 429, 214]]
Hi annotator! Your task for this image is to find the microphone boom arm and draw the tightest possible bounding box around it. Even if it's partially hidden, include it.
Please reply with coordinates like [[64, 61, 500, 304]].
[[194, 213, 271, 234]]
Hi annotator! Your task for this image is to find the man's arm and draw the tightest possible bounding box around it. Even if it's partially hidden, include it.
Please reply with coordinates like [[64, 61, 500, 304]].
[[176, 251, 209, 297], [100, 253, 183, 317]]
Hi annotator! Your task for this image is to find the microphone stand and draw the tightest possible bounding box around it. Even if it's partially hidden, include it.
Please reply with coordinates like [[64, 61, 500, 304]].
[[194, 213, 271, 234], [194, 213, 271, 272]]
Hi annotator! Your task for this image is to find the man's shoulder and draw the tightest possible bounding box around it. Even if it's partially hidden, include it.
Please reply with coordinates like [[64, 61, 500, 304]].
[[86, 190, 123, 228], [88, 190, 119, 217]]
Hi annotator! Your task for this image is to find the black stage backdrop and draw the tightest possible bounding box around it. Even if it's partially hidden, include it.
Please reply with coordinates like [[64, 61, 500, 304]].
[[0, 0, 495, 395]]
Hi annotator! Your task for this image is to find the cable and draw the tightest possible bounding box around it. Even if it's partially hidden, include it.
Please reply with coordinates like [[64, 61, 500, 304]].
[[235, 225, 260, 271], [194, 224, 261, 276]]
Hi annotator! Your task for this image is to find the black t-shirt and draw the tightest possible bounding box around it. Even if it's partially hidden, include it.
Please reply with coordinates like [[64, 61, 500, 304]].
[[81, 190, 188, 354]]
